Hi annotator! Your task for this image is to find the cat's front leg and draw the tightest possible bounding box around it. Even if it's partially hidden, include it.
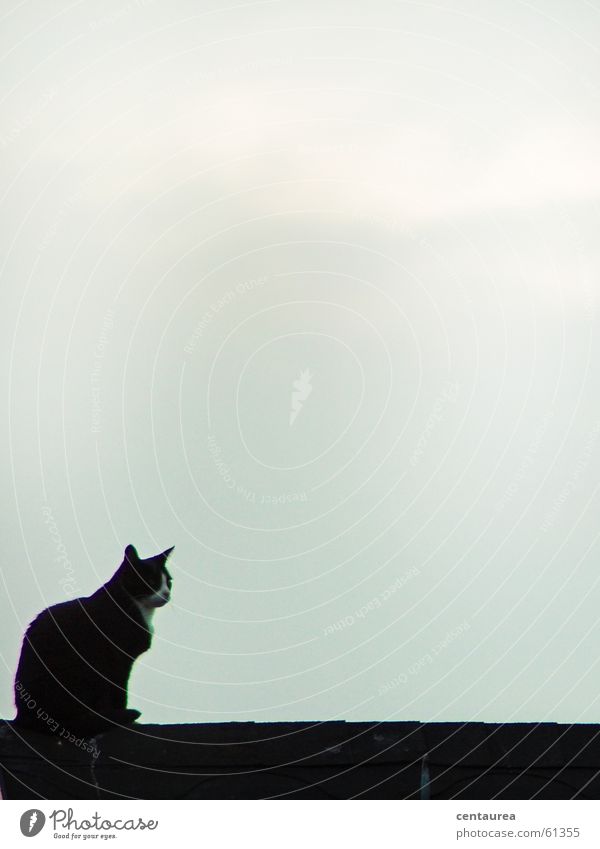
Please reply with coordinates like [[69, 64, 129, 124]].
[[107, 680, 127, 710]]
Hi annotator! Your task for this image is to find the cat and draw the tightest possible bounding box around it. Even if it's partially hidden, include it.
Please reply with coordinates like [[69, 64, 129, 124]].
[[13, 544, 173, 737]]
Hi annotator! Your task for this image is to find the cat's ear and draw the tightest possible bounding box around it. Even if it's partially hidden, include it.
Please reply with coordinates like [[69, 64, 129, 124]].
[[160, 546, 175, 560], [124, 544, 139, 563]]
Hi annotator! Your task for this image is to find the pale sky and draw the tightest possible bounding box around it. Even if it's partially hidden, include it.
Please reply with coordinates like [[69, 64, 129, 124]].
[[2, 0, 600, 725]]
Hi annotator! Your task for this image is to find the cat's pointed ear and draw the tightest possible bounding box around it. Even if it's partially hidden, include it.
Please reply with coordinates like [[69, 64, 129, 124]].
[[124, 544, 139, 563], [160, 546, 175, 560]]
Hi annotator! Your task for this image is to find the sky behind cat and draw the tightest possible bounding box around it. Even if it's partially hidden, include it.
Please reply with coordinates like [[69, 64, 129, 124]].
[[2, 0, 600, 724]]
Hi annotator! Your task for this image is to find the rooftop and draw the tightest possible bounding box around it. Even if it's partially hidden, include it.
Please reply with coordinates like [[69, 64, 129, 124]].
[[2, 719, 600, 799]]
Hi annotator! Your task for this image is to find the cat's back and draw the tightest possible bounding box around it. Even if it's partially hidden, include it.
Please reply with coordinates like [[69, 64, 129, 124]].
[[19, 596, 95, 667], [25, 595, 90, 638], [18, 592, 127, 687]]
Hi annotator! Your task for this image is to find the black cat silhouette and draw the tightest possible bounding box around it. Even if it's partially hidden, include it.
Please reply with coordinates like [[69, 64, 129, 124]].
[[14, 544, 173, 737]]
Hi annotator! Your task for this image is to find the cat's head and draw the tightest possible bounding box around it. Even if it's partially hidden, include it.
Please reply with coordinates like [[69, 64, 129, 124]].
[[117, 544, 174, 607]]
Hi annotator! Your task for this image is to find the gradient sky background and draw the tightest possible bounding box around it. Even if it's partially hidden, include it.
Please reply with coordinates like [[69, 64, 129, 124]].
[[2, 0, 600, 725]]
